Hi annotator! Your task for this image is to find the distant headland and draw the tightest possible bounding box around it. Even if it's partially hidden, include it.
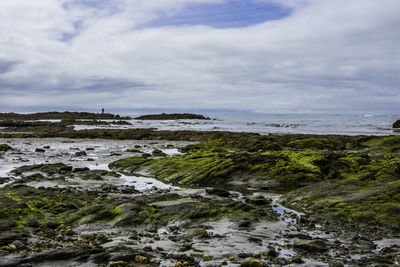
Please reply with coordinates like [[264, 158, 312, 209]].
[[0, 111, 131, 120]]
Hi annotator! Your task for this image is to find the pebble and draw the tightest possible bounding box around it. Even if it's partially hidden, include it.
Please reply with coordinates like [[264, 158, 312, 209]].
[[135, 255, 148, 264]]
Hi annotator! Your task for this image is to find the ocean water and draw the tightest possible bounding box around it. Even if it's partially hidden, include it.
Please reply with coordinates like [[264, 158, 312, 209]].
[[80, 113, 400, 136]]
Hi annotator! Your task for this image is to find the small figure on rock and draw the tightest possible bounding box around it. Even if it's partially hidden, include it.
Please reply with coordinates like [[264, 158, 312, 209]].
[[101, 108, 104, 114]]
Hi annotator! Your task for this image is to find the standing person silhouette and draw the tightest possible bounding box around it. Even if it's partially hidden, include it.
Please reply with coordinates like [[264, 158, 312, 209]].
[[102, 108, 104, 114]]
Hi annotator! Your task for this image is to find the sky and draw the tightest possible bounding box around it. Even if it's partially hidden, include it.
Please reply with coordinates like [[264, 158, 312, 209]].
[[0, 0, 399, 114]]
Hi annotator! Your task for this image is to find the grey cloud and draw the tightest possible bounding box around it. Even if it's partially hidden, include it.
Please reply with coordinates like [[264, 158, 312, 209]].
[[0, 0, 400, 114], [0, 60, 19, 74]]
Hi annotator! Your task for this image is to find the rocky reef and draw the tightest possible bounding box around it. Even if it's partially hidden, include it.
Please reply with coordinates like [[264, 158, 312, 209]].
[[0, 129, 400, 266], [0, 111, 131, 120], [109, 135, 400, 231]]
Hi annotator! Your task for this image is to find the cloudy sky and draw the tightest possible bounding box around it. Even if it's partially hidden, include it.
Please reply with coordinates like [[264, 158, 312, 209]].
[[0, 0, 399, 114]]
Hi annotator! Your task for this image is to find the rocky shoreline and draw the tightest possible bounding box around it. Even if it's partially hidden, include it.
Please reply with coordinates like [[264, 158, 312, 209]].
[[0, 113, 399, 266]]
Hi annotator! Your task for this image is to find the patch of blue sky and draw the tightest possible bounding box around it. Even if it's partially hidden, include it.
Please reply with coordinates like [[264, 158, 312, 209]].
[[62, 0, 120, 16], [148, 0, 292, 28], [60, 21, 83, 42], [63, 0, 111, 9]]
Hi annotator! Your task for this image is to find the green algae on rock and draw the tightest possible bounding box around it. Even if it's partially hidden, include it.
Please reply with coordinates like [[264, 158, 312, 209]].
[[109, 143, 327, 190], [282, 152, 400, 228], [11, 163, 73, 176], [109, 135, 400, 229], [0, 144, 13, 151]]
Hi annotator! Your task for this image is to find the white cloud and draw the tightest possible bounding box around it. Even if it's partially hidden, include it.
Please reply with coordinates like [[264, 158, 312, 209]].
[[0, 0, 399, 113]]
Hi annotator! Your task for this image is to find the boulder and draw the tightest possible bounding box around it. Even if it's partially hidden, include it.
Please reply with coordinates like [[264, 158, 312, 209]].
[[152, 149, 167, 157], [182, 227, 209, 239], [393, 120, 400, 128], [240, 257, 268, 267], [0, 144, 13, 151], [294, 239, 329, 252]]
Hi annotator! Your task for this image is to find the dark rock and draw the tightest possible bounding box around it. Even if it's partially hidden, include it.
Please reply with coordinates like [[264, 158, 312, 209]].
[[20, 248, 103, 263], [246, 196, 271, 206], [35, 148, 45, 153], [238, 253, 252, 259], [248, 237, 262, 244], [89, 252, 111, 264], [77, 170, 119, 180], [109, 251, 145, 262], [0, 177, 12, 184], [182, 227, 209, 239], [0, 220, 17, 230], [240, 257, 268, 267], [291, 255, 304, 264], [72, 167, 90, 173], [0, 144, 13, 151], [329, 261, 344, 267], [152, 149, 167, 157], [267, 247, 278, 257], [284, 233, 312, 240], [206, 188, 231, 197], [11, 240, 25, 250], [44, 220, 61, 229], [238, 219, 251, 228], [113, 211, 139, 227], [96, 233, 112, 244], [75, 151, 87, 157], [294, 239, 329, 252], [12, 163, 72, 175], [393, 120, 400, 128], [0, 260, 26, 267], [0, 232, 25, 246], [125, 148, 141, 153], [25, 216, 40, 228]]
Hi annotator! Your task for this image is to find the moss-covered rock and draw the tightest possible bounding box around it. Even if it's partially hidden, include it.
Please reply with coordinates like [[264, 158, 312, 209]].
[[110, 146, 325, 190], [152, 149, 167, 157], [287, 138, 338, 150], [12, 163, 73, 176], [0, 144, 13, 151], [108, 134, 400, 229], [282, 153, 400, 228], [108, 157, 151, 174], [0, 186, 99, 228]]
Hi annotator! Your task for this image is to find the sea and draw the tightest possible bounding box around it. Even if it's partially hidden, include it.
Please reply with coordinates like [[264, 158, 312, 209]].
[[75, 113, 400, 136]]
